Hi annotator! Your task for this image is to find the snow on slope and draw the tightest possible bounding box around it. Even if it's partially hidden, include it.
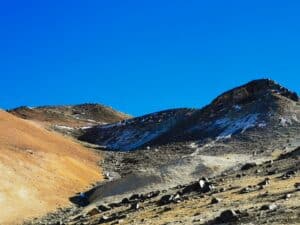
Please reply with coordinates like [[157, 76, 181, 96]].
[[80, 109, 194, 151], [214, 113, 260, 140]]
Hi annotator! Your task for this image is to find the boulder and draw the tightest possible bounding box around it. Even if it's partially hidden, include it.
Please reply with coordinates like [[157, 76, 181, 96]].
[[86, 207, 100, 216], [211, 197, 221, 204], [97, 204, 111, 212], [182, 179, 214, 194], [216, 209, 239, 223], [241, 162, 257, 170], [130, 202, 140, 210], [159, 195, 174, 205], [129, 194, 141, 201], [260, 203, 277, 211], [121, 198, 130, 204]]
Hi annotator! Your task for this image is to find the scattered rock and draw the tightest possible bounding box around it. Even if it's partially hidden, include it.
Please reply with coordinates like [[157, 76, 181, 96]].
[[219, 187, 226, 192], [130, 202, 140, 210], [182, 178, 214, 194], [121, 198, 130, 204], [216, 209, 239, 223], [97, 204, 111, 212], [142, 190, 160, 200], [129, 194, 141, 201], [260, 204, 278, 211], [236, 174, 242, 178], [159, 195, 174, 205], [281, 170, 297, 179], [172, 194, 182, 203], [240, 187, 252, 194], [284, 193, 291, 200], [211, 197, 221, 204], [86, 207, 100, 216], [255, 169, 261, 174], [267, 170, 278, 175], [241, 162, 257, 170], [258, 178, 270, 188]]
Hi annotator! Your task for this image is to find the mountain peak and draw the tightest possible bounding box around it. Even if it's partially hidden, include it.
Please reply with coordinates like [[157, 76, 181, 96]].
[[212, 79, 298, 108]]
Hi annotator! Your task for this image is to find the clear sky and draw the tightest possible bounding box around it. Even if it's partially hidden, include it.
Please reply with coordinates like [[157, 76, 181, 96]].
[[0, 1, 299, 116]]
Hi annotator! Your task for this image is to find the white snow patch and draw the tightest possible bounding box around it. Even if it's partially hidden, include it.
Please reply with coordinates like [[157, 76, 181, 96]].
[[80, 126, 93, 130], [102, 121, 123, 129], [189, 142, 198, 149], [216, 134, 232, 141], [215, 114, 259, 140], [107, 128, 168, 151], [233, 105, 242, 111], [54, 125, 74, 130], [292, 114, 299, 122], [279, 116, 292, 127], [258, 122, 267, 128]]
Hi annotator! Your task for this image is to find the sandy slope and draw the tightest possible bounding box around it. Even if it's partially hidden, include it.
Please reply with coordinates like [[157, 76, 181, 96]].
[[0, 110, 102, 225]]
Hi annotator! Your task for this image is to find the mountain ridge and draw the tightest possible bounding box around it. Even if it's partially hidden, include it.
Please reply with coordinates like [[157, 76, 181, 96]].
[[79, 79, 299, 151]]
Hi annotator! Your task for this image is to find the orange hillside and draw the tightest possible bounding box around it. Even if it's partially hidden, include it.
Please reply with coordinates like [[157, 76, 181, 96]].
[[0, 110, 102, 225]]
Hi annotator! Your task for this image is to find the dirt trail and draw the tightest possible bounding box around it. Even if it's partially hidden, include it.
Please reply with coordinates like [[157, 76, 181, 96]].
[[0, 110, 103, 225]]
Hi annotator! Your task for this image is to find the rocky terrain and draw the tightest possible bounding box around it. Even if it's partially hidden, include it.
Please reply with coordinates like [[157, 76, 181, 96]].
[[9, 103, 130, 137], [20, 79, 300, 225], [76, 79, 300, 203], [25, 146, 300, 225]]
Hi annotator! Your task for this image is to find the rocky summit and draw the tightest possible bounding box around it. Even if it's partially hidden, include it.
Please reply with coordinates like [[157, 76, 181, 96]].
[[19, 79, 300, 225]]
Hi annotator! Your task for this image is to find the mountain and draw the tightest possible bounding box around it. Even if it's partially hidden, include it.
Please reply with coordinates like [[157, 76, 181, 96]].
[[8, 103, 130, 137], [71, 79, 299, 204], [24, 79, 300, 225], [0, 110, 103, 225], [80, 79, 299, 151], [79, 108, 196, 151]]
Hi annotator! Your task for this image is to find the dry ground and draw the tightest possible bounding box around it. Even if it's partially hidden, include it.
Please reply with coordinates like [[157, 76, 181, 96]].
[[0, 110, 103, 225]]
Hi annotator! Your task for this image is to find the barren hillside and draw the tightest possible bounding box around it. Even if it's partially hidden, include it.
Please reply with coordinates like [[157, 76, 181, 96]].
[[0, 110, 103, 225], [8, 104, 130, 137]]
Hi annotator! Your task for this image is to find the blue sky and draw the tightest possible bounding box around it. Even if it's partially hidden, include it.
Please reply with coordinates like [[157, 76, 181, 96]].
[[0, 1, 299, 116]]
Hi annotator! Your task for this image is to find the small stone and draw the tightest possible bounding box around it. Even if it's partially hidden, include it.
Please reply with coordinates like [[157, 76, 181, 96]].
[[211, 197, 221, 204], [86, 207, 100, 216], [173, 194, 181, 203], [258, 178, 270, 187], [240, 187, 252, 194], [159, 195, 174, 205], [260, 204, 277, 211], [129, 194, 141, 201], [284, 193, 291, 200], [121, 198, 130, 204], [219, 187, 226, 192], [216, 209, 239, 223], [130, 202, 140, 210], [222, 172, 228, 177], [236, 174, 242, 178], [99, 215, 110, 222], [97, 204, 111, 212], [267, 170, 278, 175]]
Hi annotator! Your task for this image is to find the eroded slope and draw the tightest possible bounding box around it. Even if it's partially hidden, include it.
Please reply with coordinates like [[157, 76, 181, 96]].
[[0, 110, 103, 225]]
